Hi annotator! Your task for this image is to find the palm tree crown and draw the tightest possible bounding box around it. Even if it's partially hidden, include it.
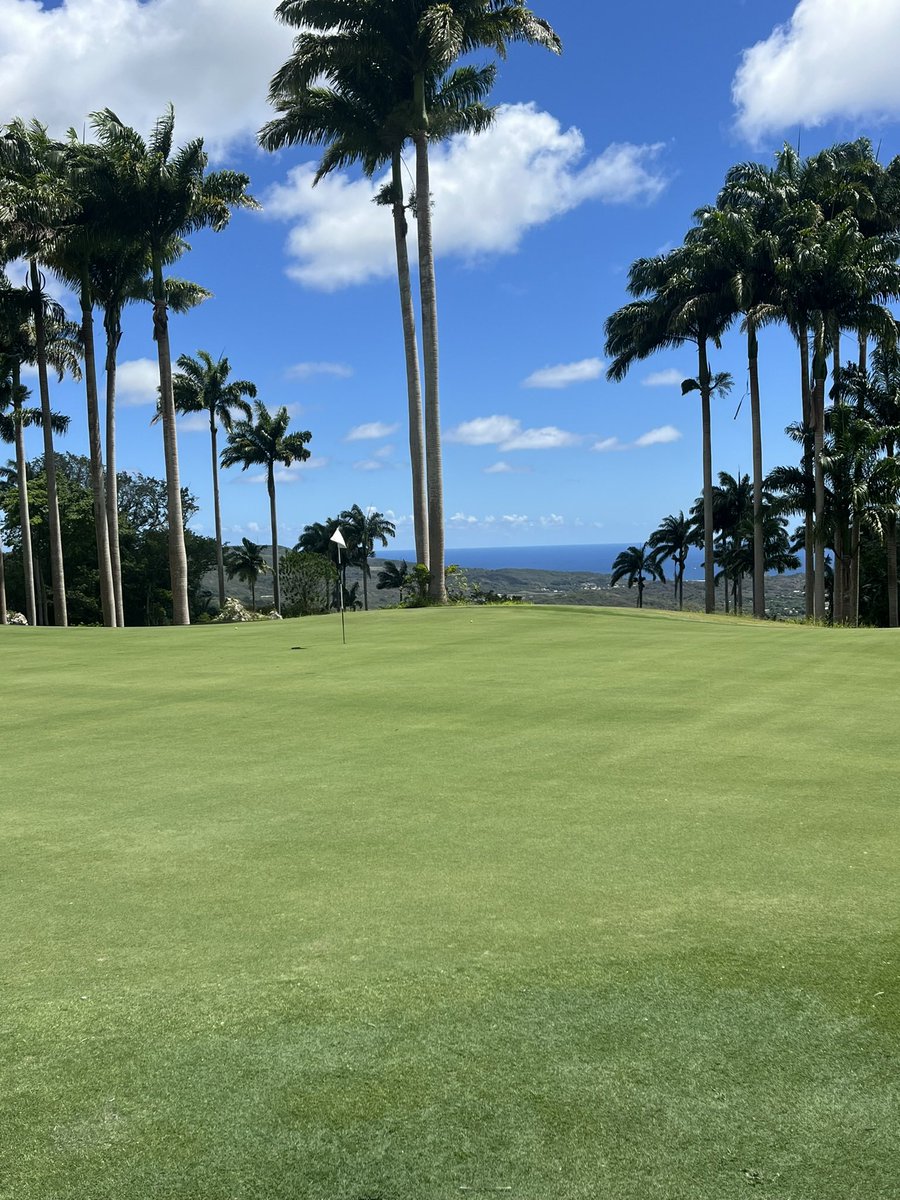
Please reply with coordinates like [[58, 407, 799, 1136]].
[[220, 401, 312, 614]]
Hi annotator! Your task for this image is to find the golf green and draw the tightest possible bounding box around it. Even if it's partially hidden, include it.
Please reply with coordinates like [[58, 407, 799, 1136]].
[[2, 606, 897, 1199]]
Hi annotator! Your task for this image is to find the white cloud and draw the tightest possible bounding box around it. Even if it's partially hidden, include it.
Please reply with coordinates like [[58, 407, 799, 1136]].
[[502, 514, 530, 527], [0, 0, 293, 154], [634, 425, 682, 447], [243, 458, 327, 485], [733, 0, 900, 140], [287, 362, 354, 381], [116, 358, 159, 407], [594, 426, 682, 452], [178, 413, 211, 434], [642, 368, 684, 388], [501, 426, 581, 451], [539, 514, 564, 527], [354, 459, 386, 472], [485, 461, 513, 474], [446, 416, 521, 446], [446, 414, 580, 452], [523, 357, 605, 390], [265, 104, 668, 289], [346, 421, 399, 442]]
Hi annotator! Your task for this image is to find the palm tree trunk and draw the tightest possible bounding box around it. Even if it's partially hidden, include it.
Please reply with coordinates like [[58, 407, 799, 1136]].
[[748, 326, 765, 618], [0, 532, 7, 624], [678, 560, 684, 610], [267, 461, 280, 613], [887, 512, 899, 628], [391, 152, 428, 569], [413, 80, 446, 605], [812, 321, 827, 621], [833, 524, 845, 624], [80, 277, 116, 629], [858, 331, 868, 373], [151, 251, 191, 626], [209, 413, 226, 609], [699, 339, 715, 615], [12, 367, 36, 626], [799, 330, 814, 619], [104, 313, 125, 627], [29, 260, 67, 627], [250, 577, 256, 612]]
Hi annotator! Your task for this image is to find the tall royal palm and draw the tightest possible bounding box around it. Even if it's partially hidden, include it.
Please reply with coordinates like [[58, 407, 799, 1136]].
[[262, 41, 496, 571], [273, 0, 561, 600], [172, 351, 256, 609], [90, 105, 258, 625], [0, 366, 69, 625], [606, 242, 734, 613], [92, 236, 211, 626], [220, 402, 312, 614], [1, 119, 71, 624]]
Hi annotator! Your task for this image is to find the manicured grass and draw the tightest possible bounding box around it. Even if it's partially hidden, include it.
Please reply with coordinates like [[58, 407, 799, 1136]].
[[1, 606, 897, 1199]]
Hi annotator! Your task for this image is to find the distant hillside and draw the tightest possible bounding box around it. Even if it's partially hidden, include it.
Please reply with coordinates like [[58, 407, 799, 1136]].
[[204, 551, 807, 618]]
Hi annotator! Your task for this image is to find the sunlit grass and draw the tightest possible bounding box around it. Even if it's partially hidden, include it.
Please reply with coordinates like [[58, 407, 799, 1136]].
[[2, 606, 897, 1199]]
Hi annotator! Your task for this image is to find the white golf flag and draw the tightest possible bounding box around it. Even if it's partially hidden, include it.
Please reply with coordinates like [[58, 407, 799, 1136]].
[[330, 528, 347, 549]]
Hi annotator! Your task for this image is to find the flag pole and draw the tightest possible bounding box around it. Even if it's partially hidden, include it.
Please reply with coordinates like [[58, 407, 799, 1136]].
[[330, 526, 348, 645]]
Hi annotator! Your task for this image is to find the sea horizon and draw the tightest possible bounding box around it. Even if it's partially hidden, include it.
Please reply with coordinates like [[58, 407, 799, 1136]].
[[375, 543, 710, 577]]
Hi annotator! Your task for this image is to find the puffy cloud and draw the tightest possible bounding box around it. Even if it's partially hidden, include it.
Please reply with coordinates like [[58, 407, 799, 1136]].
[[446, 416, 521, 447], [500, 426, 581, 451], [642, 368, 684, 388], [265, 104, 668, 289], [346, 421, 399, 441], [733, 0, 900, 140], [287, 362, 354, 381], [116, 358, 159, 407], [0, 0, 293, 154], [523, 357, 605, 390], [447, 414, 580, 452], [593, 426, 682, 452], [634, 425, 682, 447], [484, 461, 513, 474], [243, 458, 328, 485]]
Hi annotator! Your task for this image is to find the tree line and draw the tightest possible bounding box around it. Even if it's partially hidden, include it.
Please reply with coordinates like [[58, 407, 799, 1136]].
[[606, 138, 900, 627], [1, 0, 561, 626]]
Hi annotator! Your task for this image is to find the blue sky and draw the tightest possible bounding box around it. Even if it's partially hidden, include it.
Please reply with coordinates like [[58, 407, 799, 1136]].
[[4, 0, 900, 549]]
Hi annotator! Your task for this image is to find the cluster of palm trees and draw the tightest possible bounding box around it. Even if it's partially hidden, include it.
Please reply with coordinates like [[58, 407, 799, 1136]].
[[606, 138, 900, 625], [298, 506, 397, 611], [261, 0, 561, 602], [620, 474, 799, 615], [0, 109, 256, 627]]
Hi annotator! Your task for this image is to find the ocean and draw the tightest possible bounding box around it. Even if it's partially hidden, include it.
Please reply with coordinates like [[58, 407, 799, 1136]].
[[375, 543, 710, 578]]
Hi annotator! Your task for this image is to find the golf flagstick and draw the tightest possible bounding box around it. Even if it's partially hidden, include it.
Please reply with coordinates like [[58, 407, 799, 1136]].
[[330, 526, 347, 645]]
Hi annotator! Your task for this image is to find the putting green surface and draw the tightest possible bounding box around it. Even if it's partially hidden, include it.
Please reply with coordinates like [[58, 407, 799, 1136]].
[[1, 606, 897, 1199]]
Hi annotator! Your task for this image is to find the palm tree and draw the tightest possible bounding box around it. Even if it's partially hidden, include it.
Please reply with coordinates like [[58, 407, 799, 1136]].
[[0, 368, 69, 625], [648, 511, 693, 610], [92, 238, 211, 626], [90, 105, 258, 625], [171, 351, 256, 609], [220, 401, 312, 613], [377, 559, 410, 601], [224, 538, 269, 611], [1, 119, 71, 625], [272, 0, 561, 600], [610, 543, 664, 608], [262, 45, 496, 571], [338, 504, 397, 609], [606, 242, 734, 614]]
